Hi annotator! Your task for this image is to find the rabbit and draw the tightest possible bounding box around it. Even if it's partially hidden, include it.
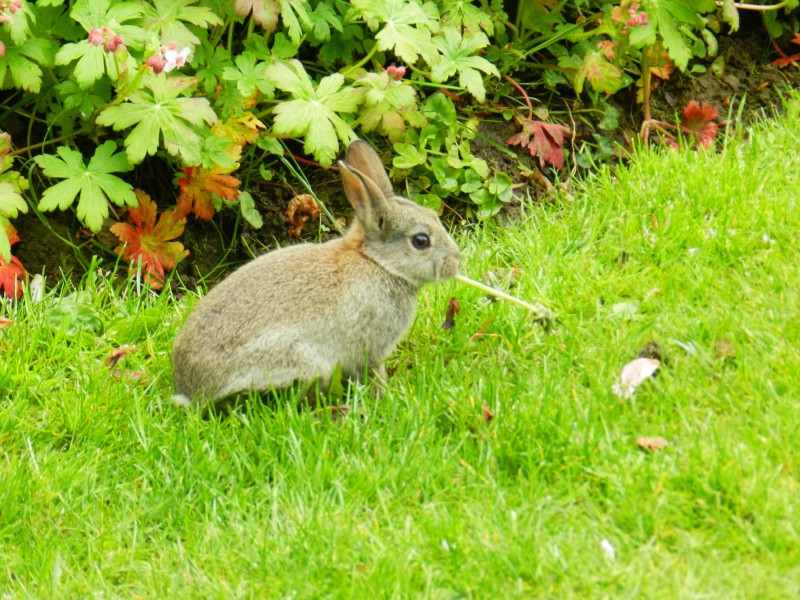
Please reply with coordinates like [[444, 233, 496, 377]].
[[171, 139, 461, 406]]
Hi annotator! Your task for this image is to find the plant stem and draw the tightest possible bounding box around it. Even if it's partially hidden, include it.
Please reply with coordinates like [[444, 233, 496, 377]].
[[454, 274, 553, 319], [342, 42, 379, 77], [504, 74, 533, 121], [9, 128, 91, 157], [714, 0, 793, 10]]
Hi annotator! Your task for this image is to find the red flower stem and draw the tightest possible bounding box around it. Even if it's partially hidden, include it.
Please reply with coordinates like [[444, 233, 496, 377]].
[[503, 74, 533, 121]]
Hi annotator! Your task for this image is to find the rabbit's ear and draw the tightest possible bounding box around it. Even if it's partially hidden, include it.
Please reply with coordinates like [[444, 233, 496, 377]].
[[339, 161, 390, 234], [345, 140, 393, 198]]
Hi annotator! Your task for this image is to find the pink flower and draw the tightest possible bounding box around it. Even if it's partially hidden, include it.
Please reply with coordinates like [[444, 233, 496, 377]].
[[88, 26, 125, 53], [88, 28, 104, 46], [386, 63, 406, 81], [146, 54, 167, 74], [0, 41, 4, 57]]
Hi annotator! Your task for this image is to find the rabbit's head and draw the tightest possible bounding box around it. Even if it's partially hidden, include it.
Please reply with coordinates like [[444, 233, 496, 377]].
[[339, 140, 461, 288]]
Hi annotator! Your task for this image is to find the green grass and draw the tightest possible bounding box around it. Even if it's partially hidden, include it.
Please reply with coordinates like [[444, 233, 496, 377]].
[[2, 98, 800, 597]]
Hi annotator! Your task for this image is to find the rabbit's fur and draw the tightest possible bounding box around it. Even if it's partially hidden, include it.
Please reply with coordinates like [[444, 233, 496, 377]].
[[172, 140, 461, 405]]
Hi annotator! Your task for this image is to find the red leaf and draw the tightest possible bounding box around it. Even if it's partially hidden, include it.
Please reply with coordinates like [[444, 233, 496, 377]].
[[680, 101, 718, 149], [110, 189, 189, 289], [0, 254, 27, 299], [772, 55, 800, 68], [507, 115, 572, 169]]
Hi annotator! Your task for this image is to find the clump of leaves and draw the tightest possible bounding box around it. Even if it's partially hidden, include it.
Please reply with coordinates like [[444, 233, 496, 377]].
[[110, 189, 189, 289]]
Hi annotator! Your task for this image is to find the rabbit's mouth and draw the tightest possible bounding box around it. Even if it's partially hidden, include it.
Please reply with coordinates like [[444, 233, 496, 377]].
[[438, 255, 461, 280]]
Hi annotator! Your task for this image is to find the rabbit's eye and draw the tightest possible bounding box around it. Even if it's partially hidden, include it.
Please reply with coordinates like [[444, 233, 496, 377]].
[[411, 233, 431, 249]]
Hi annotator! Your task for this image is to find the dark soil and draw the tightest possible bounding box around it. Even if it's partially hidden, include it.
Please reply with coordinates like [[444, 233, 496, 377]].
[[11, 22, 797, 290]]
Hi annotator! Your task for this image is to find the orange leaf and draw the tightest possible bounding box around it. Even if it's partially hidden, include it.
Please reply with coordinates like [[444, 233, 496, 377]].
[[4, 222, 20, 246], [177, 162, 241, 221], [110, 189, 189, 289], [0, 254, 27, 299]]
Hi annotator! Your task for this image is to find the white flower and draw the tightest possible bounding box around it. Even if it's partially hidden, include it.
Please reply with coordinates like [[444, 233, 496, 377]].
[[163, 47, 190, 72]]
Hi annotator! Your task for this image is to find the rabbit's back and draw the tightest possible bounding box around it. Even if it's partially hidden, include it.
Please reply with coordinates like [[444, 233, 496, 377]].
[[172, 238, 418, 402]]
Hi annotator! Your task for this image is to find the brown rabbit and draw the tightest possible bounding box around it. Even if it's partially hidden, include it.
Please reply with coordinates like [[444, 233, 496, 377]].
[[172, 140, 461, 405]]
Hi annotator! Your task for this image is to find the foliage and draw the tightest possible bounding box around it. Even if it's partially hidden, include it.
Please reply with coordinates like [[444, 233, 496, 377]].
[[0, 0, 798, 288], [2, 104, 800, 594], [110, 189, 188, 289]]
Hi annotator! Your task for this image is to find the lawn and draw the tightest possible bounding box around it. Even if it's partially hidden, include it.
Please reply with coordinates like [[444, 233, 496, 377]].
[[1, 97, 799, 598]]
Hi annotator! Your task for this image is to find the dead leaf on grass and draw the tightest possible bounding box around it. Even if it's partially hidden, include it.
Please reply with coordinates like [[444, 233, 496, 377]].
[[612, 357, 660, 399], [106, 344, 137, 369], [442, 297, 460, 330], [286, 194, 321, 237], [636, 436, 668, 451], [0, 317, 12, 329], [481, 403, 495, 424]]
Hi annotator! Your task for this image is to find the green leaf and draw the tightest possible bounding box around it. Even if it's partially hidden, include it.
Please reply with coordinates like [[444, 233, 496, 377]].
[[55, 42, 106, 88], [44, 291, 104, 336], [431, 27, 498, 102], [351, 0, 439, 65], [631, 0, 716, 71], [96, 75, 217, 165], [222, 52, 275, 98], [265, 60, 364, 166], [140, 0, 223, 47], [392, 142, 427, 169], [70, 0, 147, 49], [443, 0, 496, 36], [278, 0, 313, 45], [358, 71, 425, 141], [238, 191, 263, 229], [34, 141, 137, 232], [721, 0, 739, 32], [0, 40, 49, 93]]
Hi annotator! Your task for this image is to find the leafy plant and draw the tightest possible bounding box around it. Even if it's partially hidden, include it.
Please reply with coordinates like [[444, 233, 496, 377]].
[[0, 0, 795, 291]]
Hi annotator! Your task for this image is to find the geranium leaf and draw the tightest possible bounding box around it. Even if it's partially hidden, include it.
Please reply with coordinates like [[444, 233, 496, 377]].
[[34, 141, 137, 232], [431, 28, 498, 102], [96, 75, 217, 165], [110, 189, 189, 289], [265, 60, 364, 166], [507, 115, 571, 169], [351, 0, 439, 65]]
